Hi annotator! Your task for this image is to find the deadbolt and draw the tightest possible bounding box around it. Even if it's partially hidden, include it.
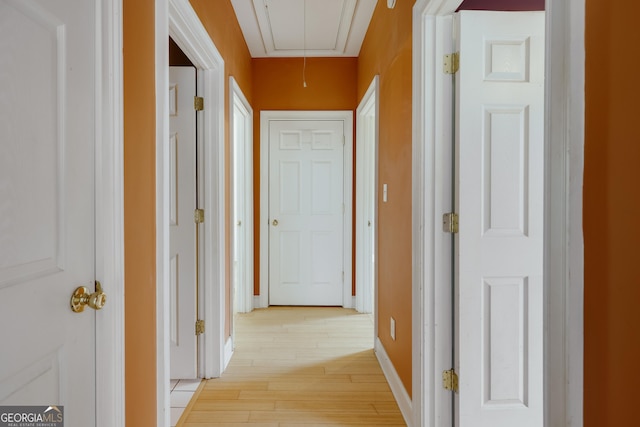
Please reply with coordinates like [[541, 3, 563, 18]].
[[71, 281, 107, 313]]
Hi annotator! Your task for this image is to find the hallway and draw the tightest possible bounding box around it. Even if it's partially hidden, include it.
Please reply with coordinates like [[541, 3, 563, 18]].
[[176, 307, 406, 426]]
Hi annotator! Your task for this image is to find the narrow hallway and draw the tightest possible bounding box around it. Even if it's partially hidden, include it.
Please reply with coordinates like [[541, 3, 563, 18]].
[[176, 307, 406, 426]]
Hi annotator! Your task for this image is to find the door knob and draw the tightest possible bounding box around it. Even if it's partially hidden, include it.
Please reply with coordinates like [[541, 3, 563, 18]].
[[272, 219, 279, 226], [71, 281, 107, 313]]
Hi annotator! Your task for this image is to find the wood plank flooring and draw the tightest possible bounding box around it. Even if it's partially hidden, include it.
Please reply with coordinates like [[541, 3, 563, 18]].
[[177, 307, 407, 426]]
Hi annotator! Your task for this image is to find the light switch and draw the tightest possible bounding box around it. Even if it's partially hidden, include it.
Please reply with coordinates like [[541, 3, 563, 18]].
[[383, 184, 388, 202], [390, 317, 396, 340]]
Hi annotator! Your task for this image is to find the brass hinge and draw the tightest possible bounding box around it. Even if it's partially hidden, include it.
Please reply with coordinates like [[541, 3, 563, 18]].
[[443, 212, 459, 234], [194, 96, 204, 111], [443, 369, 459, 393], [443, 52, 460, 74], [195, 319, 205, 335], [194, 209, 205, 224]]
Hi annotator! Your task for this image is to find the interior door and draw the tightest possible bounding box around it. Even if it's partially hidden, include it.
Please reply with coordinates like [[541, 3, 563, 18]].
[[268, 119, 345, 306], [232, 103, 247, 315], [455, 11, 545, 427], [169, 66, 198, 379], [356, 96, 377, 314], [0, 0, 98, 424], [231, 89, 253, 315]]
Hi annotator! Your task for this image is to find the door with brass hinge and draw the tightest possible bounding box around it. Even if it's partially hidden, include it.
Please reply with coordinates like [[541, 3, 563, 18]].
[[169, 66, 200, 379], [455, 11, 546, 427]]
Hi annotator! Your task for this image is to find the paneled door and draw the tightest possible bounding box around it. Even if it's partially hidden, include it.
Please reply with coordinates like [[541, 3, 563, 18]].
[[268, 120, 345, 306], [0, 0, 99, 424], [169, 66, 198, 379], [455, 11, 545, 427]]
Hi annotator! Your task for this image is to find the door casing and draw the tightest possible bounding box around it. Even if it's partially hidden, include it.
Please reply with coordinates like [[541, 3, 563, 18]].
[[156, 1, 227, 425], [259, 110, 354, 309], [96, 0, 125, 424], [412, 1, 585, 427]]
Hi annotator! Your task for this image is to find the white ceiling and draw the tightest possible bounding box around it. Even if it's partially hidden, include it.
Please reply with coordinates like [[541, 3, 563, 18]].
[[231, 0, 378, 58]]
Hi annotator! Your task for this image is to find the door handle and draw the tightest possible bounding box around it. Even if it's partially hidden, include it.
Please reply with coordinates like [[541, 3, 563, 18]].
[[71, 281, 107, 313], [272, 219, 279, 226]]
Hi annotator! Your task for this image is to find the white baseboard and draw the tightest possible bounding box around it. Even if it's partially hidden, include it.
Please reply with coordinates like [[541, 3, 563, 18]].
[[253, 296, 264, 309], [223, 336, 234, 370], [374, 338, 413, 427]]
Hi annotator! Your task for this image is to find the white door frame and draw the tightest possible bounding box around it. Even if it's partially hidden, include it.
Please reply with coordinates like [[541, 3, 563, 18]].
[[259, 110, 354, 309], [230, 76, 254, 315], [412, 1, 585, 426], [157, 0, 226, 425], [355, 75, 379, 314], [96, 0, 125, 425]]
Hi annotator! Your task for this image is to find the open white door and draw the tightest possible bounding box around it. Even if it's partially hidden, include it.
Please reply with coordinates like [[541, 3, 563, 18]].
[[456, 10, 545, 427], [356, 77, 379, 314], [0, 0, 101, 424], [230, 77, 253, 315], [169, 66, 198, 379], [268, 119, 345, 306]]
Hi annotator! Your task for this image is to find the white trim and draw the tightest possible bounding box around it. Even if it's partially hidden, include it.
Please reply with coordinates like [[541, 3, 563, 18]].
[[545, 0, 585, 425], [253, 295, 261, 308], [95, 0, 125, 425], [229, 76, 254, 315], [355, 75, 379, 315], [224, 336, 234, 369], [375, 338, 413, 427], [155, 2, 170, 427], [411, 1, 585, 426], [168, 0, 226, 382], [259, 110, 353, 309]]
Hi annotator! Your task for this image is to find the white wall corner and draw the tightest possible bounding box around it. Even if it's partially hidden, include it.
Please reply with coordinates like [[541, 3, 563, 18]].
[[375, 338, 413, 427]]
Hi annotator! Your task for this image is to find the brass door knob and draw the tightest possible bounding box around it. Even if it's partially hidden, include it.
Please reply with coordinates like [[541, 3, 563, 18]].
[[272, 219, 279, 226], [71, 281, 107, 313]]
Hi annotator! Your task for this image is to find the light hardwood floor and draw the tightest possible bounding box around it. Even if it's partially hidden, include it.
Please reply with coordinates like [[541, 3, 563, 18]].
[[177, 306, 407, 426]]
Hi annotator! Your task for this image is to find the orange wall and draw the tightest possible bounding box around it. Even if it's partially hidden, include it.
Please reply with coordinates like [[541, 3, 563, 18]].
[[584, 1, 640, 425], [189, 0, 253, 338], [358, 1, 415, 395], [123, 0, 156, 426], [251, 57, 359, 295]]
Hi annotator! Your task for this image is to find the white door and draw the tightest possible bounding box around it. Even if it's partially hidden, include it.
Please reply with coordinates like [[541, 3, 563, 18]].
[[356, 81, 378, 314], [268, 120, 345, 306], [169, 66, 198, 379], [231, 80, 253, 315], [0, 0, 98, 424], [456, 11, 545, 427]]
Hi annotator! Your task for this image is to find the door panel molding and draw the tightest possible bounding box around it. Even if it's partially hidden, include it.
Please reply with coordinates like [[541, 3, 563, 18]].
[[259, 111, 353, 309]]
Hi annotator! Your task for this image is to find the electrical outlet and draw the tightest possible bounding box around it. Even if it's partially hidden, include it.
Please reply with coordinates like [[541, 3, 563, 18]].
[[390, 317, 396, 341]]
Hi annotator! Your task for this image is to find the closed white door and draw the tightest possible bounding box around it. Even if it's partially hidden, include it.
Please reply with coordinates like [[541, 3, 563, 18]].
[[456, 11, 545, 427], [0, 0, 98, 424], [268, 120, 344, 306], [169, 66, 198, 379]]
